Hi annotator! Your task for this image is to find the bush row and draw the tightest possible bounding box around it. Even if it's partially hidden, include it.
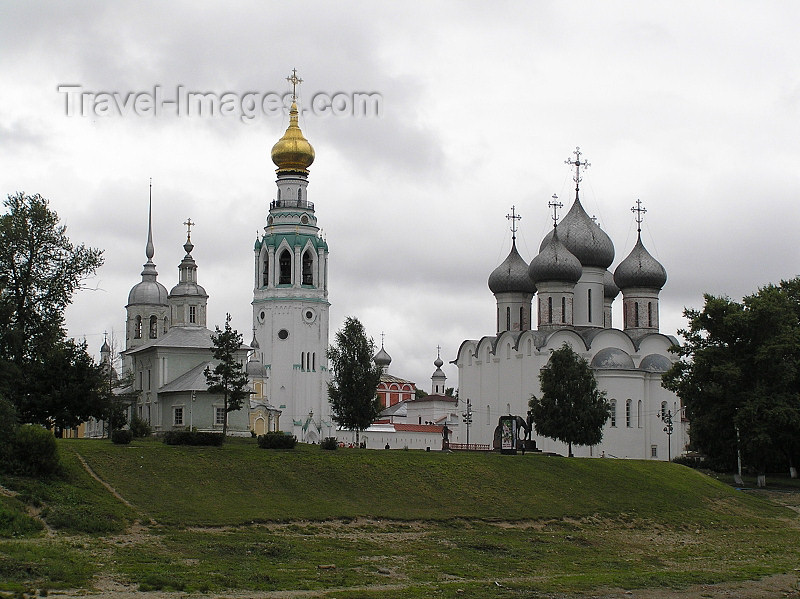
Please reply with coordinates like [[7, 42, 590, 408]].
[[320, 437, 338, 450], [163, 430, 225, 446], [257, 432, 297, 449]]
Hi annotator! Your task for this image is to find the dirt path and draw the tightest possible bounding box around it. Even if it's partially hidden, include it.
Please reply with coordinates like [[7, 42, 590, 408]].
[[74, 452, 138, 512]]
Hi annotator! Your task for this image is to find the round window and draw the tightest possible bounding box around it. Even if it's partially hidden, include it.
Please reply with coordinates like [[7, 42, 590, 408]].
[[301, 214, 309, 224], [278, 329, 289, 340], [267, 215, 274, 225], [303, 309, 316, 323], [258, 310, 266, 323]]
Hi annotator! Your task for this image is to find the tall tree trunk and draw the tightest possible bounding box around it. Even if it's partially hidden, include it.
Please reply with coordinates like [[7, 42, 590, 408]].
[[222, 393, 228, 438], [568, 442, 573, 458]]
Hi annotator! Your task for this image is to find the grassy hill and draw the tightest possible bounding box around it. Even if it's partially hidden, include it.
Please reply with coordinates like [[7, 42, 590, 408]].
[[1, 438, 798, 598]]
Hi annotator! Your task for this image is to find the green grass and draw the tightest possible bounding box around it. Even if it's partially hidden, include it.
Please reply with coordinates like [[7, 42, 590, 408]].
[[0, 437, 797, 596]]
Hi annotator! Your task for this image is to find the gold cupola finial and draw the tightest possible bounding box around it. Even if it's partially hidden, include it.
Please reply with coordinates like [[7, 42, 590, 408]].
[[270, 69, 315, 174]]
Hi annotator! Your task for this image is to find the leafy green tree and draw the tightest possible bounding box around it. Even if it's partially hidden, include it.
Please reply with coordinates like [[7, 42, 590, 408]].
[[663, 279, 800, 482], [0, 192, 103, 420], [22, 338, 107, 431], [204, 313, 249, 438], [415, 388, 428, 399], [529, 343, 610, 457], [327, 317, 383, 444]]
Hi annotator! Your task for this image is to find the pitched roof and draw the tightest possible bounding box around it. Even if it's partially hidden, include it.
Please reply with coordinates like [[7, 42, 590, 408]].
[[409, 394, 456, 404], [125, 325, 251, 355], [158, 361, 214, 393], [380, 373, 416, 385], [379, 401, 408, 418]]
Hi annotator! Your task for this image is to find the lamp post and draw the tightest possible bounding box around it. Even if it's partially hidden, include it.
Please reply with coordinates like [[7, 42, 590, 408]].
[[190, 390, 196, 431], [462, 398, 473, 446], [660, 409, 674, 461]]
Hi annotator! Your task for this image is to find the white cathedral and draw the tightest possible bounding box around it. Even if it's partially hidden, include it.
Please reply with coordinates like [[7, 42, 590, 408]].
[[455, 149, 689, 460], [120, 79, 333, 441]]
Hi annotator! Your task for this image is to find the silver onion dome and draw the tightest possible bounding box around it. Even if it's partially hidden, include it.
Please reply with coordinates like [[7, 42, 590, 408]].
[[613, 235, 667, 290], [127, 271, 169, 306], [488, 242, 536, 294], [529, 228, 582, 285], [639, 353, 672, 373], [374, 345, 392, 368], [539, 199, 614, 268]]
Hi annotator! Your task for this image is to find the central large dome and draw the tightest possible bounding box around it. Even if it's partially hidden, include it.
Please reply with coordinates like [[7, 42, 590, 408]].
[[539, 198, 614, 268], [271, 102, 315, 174]]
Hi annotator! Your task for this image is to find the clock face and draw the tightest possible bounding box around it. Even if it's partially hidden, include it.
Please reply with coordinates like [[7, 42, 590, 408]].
[[301, 214, 309, 224]]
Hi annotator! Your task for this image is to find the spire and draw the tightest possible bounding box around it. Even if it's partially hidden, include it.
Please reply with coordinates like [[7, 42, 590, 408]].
[[565, 147, 590, 200], [145, 179, 155, 263], [250, 327, 260, 350], [271, 69, 315, 174]]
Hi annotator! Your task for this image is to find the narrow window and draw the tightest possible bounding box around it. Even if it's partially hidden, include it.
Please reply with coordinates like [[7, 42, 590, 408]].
[[506, 307, 510, 331], [189, 305, 197, 324], [637, 400, 643, 428], [625, 399, 632, 428], [149, 315, 158, 339], [302, 250, 313, 285], [298, 188, 302, 202], [634, 302, 640, 327], [215, 407, 226, 425], [263, 258, 269, 287], [561, 296, 566, 323], [610, 399, 617, 427], [651, 445, 658, 458], [506, 344, 511, 359], [279, 249, 292, 284], [163, 317, 168, 333], [301, 352, 305, 370], [134, 315, 142, 339], [520, 306, 524, 330], [588, 289, 592, 322], [526, 338, 532, 356], [548, 296, 553, 323], [312, 352, 316, 371], [277, 188, 281, 201], [648, 302, 653, 327], [174, 407, 183, 426]]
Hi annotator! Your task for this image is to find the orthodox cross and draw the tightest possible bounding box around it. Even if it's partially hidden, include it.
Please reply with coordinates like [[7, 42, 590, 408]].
[[380, 331, 386, 347], [565, 146, 590, 196], [436, 344, 441, 358], [183, 218, 195, 241], [506, 205, 521, 241], [590, 215, 598, 224], [548, 193, 562, 227], [103, 331, 108, 344], [287, 68, 302, 101], [631, 199, 647, 233]]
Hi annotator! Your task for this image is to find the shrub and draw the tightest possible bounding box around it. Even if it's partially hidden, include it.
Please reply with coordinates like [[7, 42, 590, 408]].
[[0, 396, 19, 472], [257, 432, 297, 449], [11, 425, 60, 477], [163, 430, 224, 446], [111, 429, 133, 445], [129, 415, 152, 438], [320, 437, 338, 450]]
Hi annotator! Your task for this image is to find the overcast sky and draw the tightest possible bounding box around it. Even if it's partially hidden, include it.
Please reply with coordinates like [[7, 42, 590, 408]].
[[2, 1, 799, 389]]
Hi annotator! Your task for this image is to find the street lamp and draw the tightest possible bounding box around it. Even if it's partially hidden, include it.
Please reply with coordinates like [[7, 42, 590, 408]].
[[461, 398, 473, 446]]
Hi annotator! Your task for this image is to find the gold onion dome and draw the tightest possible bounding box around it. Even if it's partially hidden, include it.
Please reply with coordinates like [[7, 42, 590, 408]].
[[270, 102, 315, 173]]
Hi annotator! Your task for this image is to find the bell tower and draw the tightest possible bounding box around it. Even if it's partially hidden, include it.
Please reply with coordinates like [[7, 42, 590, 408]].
[[252, 70, 331, 442]]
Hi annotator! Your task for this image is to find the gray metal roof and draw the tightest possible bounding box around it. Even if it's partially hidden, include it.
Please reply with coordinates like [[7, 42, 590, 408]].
[[488, 242, 536, 294], [539, 198, 615, 268], [159, 361, 213, 393], [614, 235, 667, 290]]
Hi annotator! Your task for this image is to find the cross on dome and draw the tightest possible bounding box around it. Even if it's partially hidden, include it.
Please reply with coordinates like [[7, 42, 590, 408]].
[[565, 147, 590, 198], [631, 199, 647, 233], [287, 68, 303, 101], [183, 218, 195, 241], [506, 205, 521, 241], [548, 193, 562, 228], [380, 331, 386, 347]]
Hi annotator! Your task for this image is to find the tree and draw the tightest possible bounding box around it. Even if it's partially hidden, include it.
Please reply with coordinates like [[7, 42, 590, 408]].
[[204, 313, 249, 438], [663, 280, 800, 483], [327, 317, 383, 444], [528, 343, 610, 457], [0, 192, 104, 420]]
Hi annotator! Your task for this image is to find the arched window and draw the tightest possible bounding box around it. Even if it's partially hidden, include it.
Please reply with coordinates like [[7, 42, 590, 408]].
[[486, 346, 491, 362], [134, 315, 142, 339], [588, 289, 592, 322], [648, 302, 653, 327], [609, 399, 617, 427], [277, 189, 281, 201], [520, 306, 524, 331], [297, 188, 302, 202], [149, 315, 158, 339], [302, 250, 314, 285], [312, 352, 316, 371], [527, 338, 532, 356], [625, 399, 632, 428], [638, 400, 643, 428], [561, 296, 566, 323], [262, 258, 269, 287], [163, 317, 168, 333], [506, 307, 510, 331], [634, 302, 640, 327], [506, 344, 511, 359], [547, 297, 553, 324], [279, 249, 292, 284], [496, 308, 499, 332], [486, 405, 491, 425]]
